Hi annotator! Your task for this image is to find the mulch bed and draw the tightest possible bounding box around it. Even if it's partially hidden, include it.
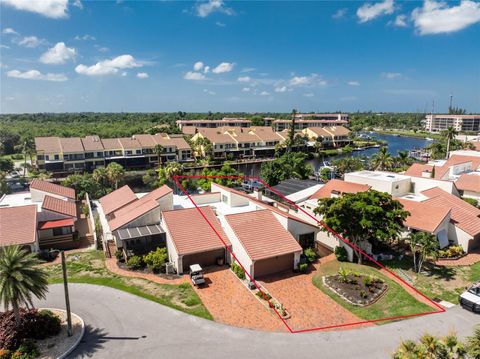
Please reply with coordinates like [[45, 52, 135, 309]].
[[323, 274, 388, 306], [117, 261, 182, 280]]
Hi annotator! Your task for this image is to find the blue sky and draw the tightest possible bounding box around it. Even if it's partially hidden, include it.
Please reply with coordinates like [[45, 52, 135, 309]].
[[1, 0, 479, 113]]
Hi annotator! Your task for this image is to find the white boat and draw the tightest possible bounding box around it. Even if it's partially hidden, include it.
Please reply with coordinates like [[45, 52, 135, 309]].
[[425, 137, 434, 141]]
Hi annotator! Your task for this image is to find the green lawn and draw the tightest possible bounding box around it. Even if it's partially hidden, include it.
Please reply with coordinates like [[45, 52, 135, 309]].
[[384, 257, 479, 304], [43, 250, 212, 320], [312, 260, 434, 323]]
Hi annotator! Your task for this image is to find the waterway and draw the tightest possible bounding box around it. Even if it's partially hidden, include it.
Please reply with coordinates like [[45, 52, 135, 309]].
[[241, 133, 431, 176]]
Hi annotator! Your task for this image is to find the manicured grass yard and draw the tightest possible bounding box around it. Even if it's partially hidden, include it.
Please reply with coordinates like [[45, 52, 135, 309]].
[[385, 258, 480, 304], [312, 260, 434, 323], [43, 250, 212, 320]]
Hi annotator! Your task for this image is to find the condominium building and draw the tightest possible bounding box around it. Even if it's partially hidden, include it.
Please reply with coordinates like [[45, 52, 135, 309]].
[[272, 113, 348, 131], [424, 114, 480, 132], [190, 126, 284, 159], [176, 117, 251, 131], [301, 126, 351, 147], [35, 133, 192, 174]]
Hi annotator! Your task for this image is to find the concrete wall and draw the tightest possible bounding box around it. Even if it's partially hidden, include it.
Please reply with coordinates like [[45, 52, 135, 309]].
[[219, 216, 254, 277], [157, 192, 173, 211], [119, 207, 162, 230], [211, 183, 249, 207], [190, 192, 221, 205], [163, 221, 182, 274], [462, 190, 480, 203], [447, 223, 473, 252], [410, 177, 457, 195], [37, 209, 72, 222]]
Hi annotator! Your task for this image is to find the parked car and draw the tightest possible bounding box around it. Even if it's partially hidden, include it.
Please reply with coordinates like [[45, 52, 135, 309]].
[[189, 264, 206, 286], [460, 282, 480, 313]]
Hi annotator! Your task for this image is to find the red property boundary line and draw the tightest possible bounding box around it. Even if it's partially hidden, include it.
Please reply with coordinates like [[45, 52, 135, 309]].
[[173, 175, 445, 334]]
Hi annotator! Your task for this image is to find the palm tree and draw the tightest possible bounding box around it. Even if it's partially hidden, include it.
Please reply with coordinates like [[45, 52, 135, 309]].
[[92, 167, 108, 187], [443, 332, 466, 358], [396, 150, 410, 169], [163, 161, 184, 182], [392, 339, 420, 359], [0, 246, 49, 326], [287, 109, 297, 152], [418, 333, 449, 359], [372, 147, 394, 170], [106, 162, 125, 189], [154, 144, 164, 166], [466, 326, 480, 359], [408, 232, 439, 273], [15, 136, 35, 178], [443, 126, 458, 159]]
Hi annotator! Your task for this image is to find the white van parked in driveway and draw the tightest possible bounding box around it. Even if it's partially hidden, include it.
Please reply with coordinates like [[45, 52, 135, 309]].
[[460, 283, 480, 313]]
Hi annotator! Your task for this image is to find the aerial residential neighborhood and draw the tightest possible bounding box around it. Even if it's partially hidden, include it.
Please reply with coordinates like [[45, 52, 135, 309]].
[[1, 1, 480, 359]]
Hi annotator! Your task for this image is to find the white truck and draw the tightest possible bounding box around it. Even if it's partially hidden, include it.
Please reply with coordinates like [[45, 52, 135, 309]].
[[460, 283, 480, 313]]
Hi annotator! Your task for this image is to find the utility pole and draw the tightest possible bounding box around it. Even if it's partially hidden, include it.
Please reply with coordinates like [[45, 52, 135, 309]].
[[61, 251, 73, 337]]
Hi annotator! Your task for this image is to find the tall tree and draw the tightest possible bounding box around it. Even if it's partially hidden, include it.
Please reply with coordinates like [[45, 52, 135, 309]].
[[154, 144, 164, 166], [443, 126, 459, 160], [260, 152, 313, 186], [371, 146, 394, 170], [287, 109, 297, 152], [314, 190, 409, 264], [106, 162, 125, 189], [407, 231, 439, 273], [0, 246, 49, 326], [466, 326, 480, 359]]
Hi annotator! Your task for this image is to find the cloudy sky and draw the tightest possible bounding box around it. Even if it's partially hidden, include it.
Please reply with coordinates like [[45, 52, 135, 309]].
[[1, 0, 479, 113]]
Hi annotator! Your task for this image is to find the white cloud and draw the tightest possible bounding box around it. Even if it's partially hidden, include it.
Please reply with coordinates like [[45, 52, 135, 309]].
[[2, 0, 68, 19], [195, 0, 234, 18], [193, 61, 204, 71], [7, 69, 67, 81], [39, 42, 76, 64], [203, 89, 216, 95], [74, 34, 95, 41], [412, 0, 480, 35], [212, 62, 234, 74], [357, 0, 395, 23], [259, 91, 270, 96], [0, 45, 10, 49], [332, 8, 348, 19], [289, 74, 326, 87], [393, 14, 408, 27], [303, 93, 315, 97], [382, 72, 402, 79], [184, 71, 206, 80], [17, 36, 46, 48], [75, 54, 142, 76], [2, 28, 18, 35], [274, 86, 287, 93], [242, 87, 250, 92], [137, 72, 149, 79], [347, 81, 360, 86], [216, 21, 226, 27], [121, 71, 127, 77], [240, 67, 256, 73], [73, 0, 83, 9], [204, 66, 210, 73], [237, 76, 251, 83]]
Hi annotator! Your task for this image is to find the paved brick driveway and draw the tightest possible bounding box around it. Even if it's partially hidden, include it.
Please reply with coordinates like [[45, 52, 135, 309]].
[[258, 256, 370, 332], [191, 266, 285, 332]]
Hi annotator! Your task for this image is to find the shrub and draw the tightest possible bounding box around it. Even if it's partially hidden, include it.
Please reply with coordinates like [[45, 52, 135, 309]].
[[114, 249, 124, 262], [11, 340, 38, 359], [298, 263, 308, 273], [0, 349, 11, 359], [126, 255, 144, 270], [337, 267, 350, 283], [303, 248, 318, 264], [360, 290, 368, 299], [439, 245, 465, 259], [231, 262, 245, 280], [0, 309, 60, 351], [363, 275, 373, 287], [143, 247, 168, 273], [255, 291, 272, 300], [334, 246, 348, 262]]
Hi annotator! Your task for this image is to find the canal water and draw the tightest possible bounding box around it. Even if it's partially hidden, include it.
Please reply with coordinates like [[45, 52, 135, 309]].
[[241, 133, 431, 176]]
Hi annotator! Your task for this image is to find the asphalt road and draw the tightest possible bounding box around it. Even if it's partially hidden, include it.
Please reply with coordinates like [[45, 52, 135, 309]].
[[35, 284, 480, 359]]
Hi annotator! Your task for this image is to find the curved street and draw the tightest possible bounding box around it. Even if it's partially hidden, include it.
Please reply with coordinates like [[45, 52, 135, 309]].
[[35, 283, 480, 359]]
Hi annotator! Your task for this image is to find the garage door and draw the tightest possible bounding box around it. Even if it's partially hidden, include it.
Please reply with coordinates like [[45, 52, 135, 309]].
[[254, 253, 294, 278], [182, 248, 226, 272]]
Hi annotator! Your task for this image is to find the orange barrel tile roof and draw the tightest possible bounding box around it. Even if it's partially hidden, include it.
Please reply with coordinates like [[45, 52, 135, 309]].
[[309, 179, 370, 200], [30, 179, 75, 199], [225, 210, 302, 261], [99, 185, 138, 215], [0, 205, 37, 246], [42, 195, 77, 217], [398, 198, 451, 233], [162, 206, 230, 256]]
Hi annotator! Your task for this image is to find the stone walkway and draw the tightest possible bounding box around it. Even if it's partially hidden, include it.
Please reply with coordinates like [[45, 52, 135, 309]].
[[259, 256, 371, 332], [104, 258, 186, 285], [436, 252, 480, 266], [191, 266, 285, 332]]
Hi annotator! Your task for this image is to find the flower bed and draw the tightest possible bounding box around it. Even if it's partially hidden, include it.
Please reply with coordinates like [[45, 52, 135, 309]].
[[322, 268, 388, 306], [254, 288, 291, 319]]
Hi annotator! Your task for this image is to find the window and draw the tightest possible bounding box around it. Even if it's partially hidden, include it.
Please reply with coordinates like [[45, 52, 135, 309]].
[[53, 226, 72, 236], [54, 154, 59, 160], [221, 194, 228, 204], [37, 155, 44, 160]]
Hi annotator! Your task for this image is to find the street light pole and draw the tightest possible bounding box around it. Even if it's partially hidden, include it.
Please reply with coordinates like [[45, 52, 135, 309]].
[[61, 251, 73, 337]]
